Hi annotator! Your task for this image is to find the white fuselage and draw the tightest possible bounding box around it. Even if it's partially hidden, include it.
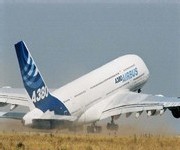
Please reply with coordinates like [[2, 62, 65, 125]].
[[52, 54, 149, 124]]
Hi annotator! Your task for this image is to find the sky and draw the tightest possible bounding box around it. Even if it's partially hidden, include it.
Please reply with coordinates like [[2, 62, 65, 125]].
[[0, 0, 180, 133]]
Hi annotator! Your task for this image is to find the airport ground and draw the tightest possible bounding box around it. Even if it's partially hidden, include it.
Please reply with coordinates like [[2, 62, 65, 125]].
[[0, 119, 179, 150]]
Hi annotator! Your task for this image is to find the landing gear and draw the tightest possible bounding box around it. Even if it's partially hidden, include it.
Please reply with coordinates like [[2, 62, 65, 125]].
[[106, 116, 119, 131], [87, 122, 102, 133], [69, 125, 84, 132], [138, 89, 141, 93]]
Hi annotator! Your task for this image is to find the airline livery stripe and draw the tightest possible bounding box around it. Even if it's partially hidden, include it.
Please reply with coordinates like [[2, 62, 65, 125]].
[[123, 64, 135, 72], [133, 73, 144, 81], [106, 82, 129, 96], [90, 73, 119, 89], [74, 90, 86, 98]]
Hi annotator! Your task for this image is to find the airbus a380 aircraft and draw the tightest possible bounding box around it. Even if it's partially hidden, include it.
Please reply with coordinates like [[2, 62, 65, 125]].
[[0, 41, 180, 133]]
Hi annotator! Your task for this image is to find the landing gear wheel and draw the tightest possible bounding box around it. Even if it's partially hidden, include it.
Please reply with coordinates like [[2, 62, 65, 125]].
[[87, 123, 102, 133], [106, 123, 119, 131], [106, 116, 119, 131], [95, 126, 102, 133], [87, 126, 94, 133]]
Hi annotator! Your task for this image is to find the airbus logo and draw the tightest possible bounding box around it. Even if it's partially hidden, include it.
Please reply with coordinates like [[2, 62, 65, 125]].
[[115, 68, 138, 84]]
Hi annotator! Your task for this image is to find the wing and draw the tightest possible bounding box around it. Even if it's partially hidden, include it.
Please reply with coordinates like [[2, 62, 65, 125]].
[[100, 91, 180, 120], [0, 88, 29, 107], [0, 111, 26, 119]]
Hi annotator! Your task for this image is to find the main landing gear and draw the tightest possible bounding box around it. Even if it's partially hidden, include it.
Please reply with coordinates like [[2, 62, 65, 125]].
[[87, 116, 119, 133], [106, 116, 119, 131], [87, 122, 102, 133]]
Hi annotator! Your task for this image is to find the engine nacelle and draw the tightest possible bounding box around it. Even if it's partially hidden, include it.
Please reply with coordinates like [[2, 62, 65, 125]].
[[146, 109, 166, 116], [23, 108, 43, 126], [0, 102, 8, 107], [170, 107, 180, 118], [32, 119, 69, 129], [23, 108, 54, 129], [22, 108, 70, 129], [32, 119, 54, 129]]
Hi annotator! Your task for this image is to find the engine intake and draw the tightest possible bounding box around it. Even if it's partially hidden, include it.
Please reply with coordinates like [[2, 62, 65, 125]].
[[0, 102, 8, 107], [170, 107, 180, 118]]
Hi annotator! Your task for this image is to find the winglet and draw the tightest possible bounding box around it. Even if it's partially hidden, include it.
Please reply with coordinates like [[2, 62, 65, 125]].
[[14, 41, 70, 116]]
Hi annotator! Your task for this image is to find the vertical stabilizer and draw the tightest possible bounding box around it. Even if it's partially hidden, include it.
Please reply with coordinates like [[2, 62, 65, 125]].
[[15, 41, 70, 115]]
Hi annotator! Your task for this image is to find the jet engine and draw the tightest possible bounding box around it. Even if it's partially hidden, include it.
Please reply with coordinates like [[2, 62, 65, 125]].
[[0, 102, 8, 107], [170, 107, 180, 118]]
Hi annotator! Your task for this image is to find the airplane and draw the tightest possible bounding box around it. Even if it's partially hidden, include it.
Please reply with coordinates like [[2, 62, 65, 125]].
[[0, 41, 180, 133]]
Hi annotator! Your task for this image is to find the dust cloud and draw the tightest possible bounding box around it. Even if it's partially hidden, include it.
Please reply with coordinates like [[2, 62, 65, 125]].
[[0, 116, 177, 136]]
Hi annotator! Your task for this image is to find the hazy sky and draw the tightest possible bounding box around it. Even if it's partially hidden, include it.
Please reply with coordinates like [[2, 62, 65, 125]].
[[0, 0, 180, 133]]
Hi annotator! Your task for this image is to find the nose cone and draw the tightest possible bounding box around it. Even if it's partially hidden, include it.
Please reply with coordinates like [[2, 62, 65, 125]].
[[141, 59, 150, 82], [133, 54, 150, 82], [141, 58, 150, 81], [145, 67, 150, 82]]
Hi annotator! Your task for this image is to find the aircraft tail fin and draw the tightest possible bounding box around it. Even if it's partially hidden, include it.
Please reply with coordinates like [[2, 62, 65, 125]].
[[15, 41, 47, 98], [14, 41, 70, 115]]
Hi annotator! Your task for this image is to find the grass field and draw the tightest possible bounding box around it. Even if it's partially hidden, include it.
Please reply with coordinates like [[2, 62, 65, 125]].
[[0, 131, 179, 150], [0, 119, 179, 150]]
